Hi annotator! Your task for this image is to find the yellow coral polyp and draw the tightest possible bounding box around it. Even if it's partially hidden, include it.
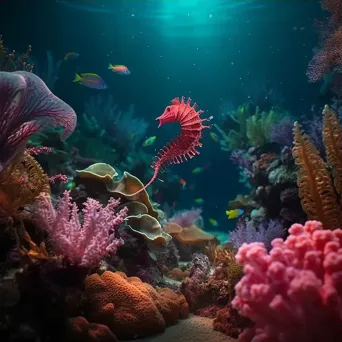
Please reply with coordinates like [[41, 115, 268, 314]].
[[0, 152, 50, 216]]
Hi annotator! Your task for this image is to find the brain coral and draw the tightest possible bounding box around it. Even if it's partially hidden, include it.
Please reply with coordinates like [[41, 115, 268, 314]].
[[84, 271, 189, 339]]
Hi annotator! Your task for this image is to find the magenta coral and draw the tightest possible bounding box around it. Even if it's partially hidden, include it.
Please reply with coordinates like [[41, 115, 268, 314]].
[[232, 220, 342, 342], [36, 191, 128, 267]]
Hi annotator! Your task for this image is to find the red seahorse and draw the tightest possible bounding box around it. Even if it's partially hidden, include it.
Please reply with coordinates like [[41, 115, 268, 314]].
[[131, 96, 212, 196]]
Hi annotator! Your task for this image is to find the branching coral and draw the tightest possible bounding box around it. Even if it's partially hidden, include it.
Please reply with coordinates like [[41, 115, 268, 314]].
[[322, 105, 342, 200], [292, 108, 342, 229], [232, 220, 342, 342], [215, 104, 285, 151], [35, 191, 128, 267], [307, 0, 342, 93], [270, 117, 294, 147], [0, 36, 33, 72], [0, 151, 50, 216], [83, 94, 148, 147], [214, 104, 250, 151], [212, 247, 243, 301], [230, 219, 285, 250]]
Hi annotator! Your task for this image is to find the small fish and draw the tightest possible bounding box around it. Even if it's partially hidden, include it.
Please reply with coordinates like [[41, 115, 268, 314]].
[[180, 178, 187, 189], [209, 218, 218, 227], [210, 132, 219, 142], [65, 178, 76, 191], [143, 136, 156, 147], [226, 209, 244, 219], [64, 52, 79, 61], [192, 163, 211, 174], [108, 64, 130, 75], [73, 73, 107, 89], [194, 198, 204, 205]]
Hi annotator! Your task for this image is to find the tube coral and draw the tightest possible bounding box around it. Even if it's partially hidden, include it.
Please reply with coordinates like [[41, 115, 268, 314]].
[[232, 220, 342, 342]]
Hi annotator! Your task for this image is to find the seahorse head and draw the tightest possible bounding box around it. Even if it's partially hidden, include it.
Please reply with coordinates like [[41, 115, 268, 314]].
[[156, 105, 179, 128]]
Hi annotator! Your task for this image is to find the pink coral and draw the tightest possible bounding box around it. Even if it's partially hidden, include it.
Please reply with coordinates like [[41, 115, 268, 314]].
[[232, 220, 342, 342], [35, 191, 128, 267]]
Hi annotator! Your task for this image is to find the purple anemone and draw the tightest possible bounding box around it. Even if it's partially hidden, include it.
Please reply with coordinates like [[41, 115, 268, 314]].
[[0, 71, 77, 172]]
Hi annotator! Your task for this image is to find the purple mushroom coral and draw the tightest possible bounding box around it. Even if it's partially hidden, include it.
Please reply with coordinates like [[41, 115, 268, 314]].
[[0, 71, 77, 172]]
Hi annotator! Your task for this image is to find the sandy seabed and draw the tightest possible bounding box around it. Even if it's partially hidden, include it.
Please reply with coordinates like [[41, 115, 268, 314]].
[[127, 315, 236, 342]]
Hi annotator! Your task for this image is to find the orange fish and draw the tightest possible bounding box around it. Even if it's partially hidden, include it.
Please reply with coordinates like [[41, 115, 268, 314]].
[[108, 64, 130, 75], [180, 178, 187, 189]]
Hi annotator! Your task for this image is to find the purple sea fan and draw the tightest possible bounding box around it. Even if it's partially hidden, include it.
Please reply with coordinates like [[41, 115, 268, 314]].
[[230, 149, 255, 175], [168, 207, 202, 228], [35, 191, 128, 268], [305, 116, 325, 157], [0, 71, 77, 172], [230, 218, 285, 251], [270, 117, 294, 147]]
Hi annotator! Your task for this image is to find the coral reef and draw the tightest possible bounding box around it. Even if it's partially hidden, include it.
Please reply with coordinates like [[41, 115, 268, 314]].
[[35, 191, 127, 267], [0, 36, 33, 72], [232, 220, 342, 342], [307, 0, 342, 95]]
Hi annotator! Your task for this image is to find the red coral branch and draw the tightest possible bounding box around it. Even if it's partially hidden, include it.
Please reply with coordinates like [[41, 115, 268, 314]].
[[307, 0, 342, 86]]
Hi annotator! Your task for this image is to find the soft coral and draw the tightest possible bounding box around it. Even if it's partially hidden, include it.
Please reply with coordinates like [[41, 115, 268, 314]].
[[232, 220, 342, 342]]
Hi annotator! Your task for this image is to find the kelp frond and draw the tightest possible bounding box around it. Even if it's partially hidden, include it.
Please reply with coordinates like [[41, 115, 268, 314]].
[[292, 121, 342, 229]]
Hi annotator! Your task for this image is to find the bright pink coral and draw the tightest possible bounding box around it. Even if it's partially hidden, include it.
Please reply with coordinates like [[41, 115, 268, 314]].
[[232, 220, 342, 342], [35, 191, 128, 267], [0, 71, 77, 172]]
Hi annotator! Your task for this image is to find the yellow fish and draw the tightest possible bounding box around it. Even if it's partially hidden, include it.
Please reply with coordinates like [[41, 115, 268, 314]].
[[210, 132, 219, 142], [142, 136, 156, 147], [226, 209, 244, 219], [194, 198, 204, 204], [209, 218, 218, 227]]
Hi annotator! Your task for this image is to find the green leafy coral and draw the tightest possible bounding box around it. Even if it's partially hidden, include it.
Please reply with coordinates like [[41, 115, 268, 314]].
[[246, 108, 280, 147], [214, 103, 250, 151], [215, 104, 284, 151]]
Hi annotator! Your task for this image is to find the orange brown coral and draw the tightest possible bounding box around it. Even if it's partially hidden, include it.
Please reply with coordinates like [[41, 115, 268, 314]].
[[84, 271, 188, 339], [322, 105, 342, 202], [292, 120, 342, 229], [20, 231, 53, 263], [0, 152, 50, 217]]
